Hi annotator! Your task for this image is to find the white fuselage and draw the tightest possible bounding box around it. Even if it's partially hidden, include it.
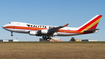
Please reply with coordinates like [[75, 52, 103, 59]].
[[3, 22, 80, 36]]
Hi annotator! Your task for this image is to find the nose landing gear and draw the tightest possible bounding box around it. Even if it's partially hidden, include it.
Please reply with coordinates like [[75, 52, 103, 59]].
[[11, 32, 13, 36]]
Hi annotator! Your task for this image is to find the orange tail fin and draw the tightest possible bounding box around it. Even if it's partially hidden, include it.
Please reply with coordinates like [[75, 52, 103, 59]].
[[78, 15, 102, 32]]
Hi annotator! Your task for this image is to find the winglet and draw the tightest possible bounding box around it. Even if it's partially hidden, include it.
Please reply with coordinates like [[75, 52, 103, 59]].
[[64, 23, 69, 27]]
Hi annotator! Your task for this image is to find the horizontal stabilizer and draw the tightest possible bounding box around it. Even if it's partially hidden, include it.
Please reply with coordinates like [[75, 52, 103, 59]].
[[84, 29, 99, 33]]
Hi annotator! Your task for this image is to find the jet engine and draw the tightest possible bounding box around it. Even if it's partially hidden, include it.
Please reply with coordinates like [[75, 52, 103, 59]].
[[37, 30, 48, 34], [29, 31, 37, 35], [53, 32, 58, 36], [29, 30, 57, 36]]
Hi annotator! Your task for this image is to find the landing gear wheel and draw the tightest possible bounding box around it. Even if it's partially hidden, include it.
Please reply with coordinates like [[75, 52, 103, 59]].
[[42, 35, 51, 40]]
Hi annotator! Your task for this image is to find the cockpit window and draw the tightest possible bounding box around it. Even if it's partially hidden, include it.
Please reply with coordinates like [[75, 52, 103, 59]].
[[9, 22, 11, 24]]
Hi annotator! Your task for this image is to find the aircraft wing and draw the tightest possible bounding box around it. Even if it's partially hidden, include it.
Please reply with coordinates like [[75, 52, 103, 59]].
[[47, 23, 69, 35]]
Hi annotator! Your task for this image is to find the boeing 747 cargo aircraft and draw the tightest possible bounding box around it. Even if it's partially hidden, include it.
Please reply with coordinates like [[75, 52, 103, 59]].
[[3, 15, 102, 40]]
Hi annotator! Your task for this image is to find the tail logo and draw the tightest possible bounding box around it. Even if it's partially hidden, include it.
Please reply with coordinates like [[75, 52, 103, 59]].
[[78, 15, 102, 32]]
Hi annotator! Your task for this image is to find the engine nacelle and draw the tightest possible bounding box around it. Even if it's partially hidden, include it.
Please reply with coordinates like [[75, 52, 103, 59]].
[[53, 32, 58, 36], [29, 31, 37, 35], [40, 30, 48, 34], [29, 30, 57, 36]]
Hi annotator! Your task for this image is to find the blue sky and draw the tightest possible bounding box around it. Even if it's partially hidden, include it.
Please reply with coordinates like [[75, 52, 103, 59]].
[[0, 0, 105, 41]]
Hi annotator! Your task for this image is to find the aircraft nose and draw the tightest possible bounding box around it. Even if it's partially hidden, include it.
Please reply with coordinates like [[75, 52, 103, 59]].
[[2, 25, 5, 29], [2, 25, 7, 29]]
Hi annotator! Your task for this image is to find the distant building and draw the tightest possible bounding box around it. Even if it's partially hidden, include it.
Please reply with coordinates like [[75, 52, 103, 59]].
[[50, 38, 63, 42], [0, 39, 8, 42], [70, 37, 81, 42], [82, 39, 97, 41], [70, 37, 97, 42], [9, 39, 18, 42], [0, 39, 18, 42], [39, 38, 63, 42]]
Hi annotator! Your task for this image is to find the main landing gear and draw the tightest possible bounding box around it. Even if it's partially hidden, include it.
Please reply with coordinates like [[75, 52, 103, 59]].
[[40, 35, 52, 41], [42, 35, 51, 40]]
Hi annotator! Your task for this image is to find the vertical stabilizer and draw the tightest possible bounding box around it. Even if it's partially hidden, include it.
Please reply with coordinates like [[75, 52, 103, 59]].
[[78, 15, 102, 32]]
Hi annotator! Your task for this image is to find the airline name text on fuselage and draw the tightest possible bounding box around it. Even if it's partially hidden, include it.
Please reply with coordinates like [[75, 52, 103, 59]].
[[27, 24, 55, 28]]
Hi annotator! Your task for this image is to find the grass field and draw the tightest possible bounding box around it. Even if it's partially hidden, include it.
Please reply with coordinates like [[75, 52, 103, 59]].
[[0, 42, 105, 59]]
